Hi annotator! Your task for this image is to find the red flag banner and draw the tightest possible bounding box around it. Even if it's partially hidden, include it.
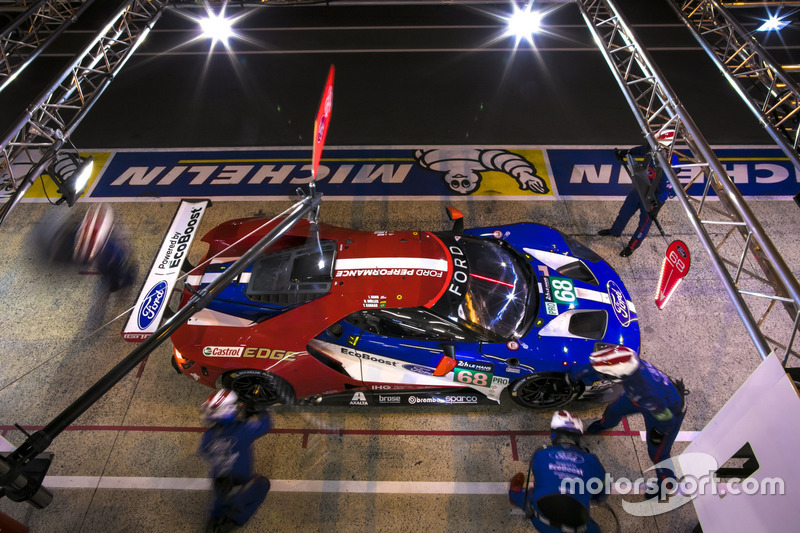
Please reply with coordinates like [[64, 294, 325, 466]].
[[312, 65, 335, 180], [655, 240, 691, 309]]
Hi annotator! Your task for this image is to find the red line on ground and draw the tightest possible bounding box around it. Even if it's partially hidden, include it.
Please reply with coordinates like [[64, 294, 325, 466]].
[[622, 416, 631, 433], [136, 356, 149, 379], [510, 434, 518, 461], [301, 432, 309, 449]]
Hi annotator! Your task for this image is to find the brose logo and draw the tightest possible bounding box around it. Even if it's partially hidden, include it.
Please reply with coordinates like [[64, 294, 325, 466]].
[[378, 395, 401, 404], [203, 346, 243, 358]]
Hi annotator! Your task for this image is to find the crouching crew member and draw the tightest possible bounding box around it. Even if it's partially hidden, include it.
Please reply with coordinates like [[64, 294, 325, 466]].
[[509, 411, 606, 533], [586, 346, 687, 495], [200, 389, 272, 533]]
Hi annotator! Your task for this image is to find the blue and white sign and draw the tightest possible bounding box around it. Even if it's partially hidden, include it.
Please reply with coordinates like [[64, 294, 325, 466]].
[[79, 146, 800, 201], [123, 200, 209, 341]]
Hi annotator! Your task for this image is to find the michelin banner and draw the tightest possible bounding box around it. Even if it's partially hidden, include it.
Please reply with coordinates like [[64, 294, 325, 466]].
[[21, 146, 799, 201]]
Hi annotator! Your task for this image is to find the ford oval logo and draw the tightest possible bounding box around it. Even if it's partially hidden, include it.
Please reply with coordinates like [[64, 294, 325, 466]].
[[403, 364, 435, 376], [137, 280, 168, 330], [606, 280, 631, 327]]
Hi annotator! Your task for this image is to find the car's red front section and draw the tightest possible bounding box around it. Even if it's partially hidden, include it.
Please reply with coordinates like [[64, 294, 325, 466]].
[[169, 216, 455, 399]]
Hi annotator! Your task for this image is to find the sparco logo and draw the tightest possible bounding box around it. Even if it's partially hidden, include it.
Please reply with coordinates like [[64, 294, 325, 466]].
[[445, 395, 478, 404], [203, 346, 243, 358], [137, 280, 168, 330]]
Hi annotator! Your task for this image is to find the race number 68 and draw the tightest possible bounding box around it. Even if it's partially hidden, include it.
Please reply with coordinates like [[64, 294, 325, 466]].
[[552, 278, 576, 303], [456, 370, 489, 387], [667, 249, 687, 274]]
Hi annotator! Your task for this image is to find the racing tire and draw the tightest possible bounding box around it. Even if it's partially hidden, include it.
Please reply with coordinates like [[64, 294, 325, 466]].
[[509, 372, 582, 409], [221, 369, 296, 410]]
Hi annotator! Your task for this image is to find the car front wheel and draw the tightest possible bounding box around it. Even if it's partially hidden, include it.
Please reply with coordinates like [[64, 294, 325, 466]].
[[221, 369, 296, 409], [509, 372, 582, 409]]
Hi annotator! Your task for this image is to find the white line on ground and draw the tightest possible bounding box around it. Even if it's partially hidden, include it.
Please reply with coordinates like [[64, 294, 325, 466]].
[[41, 478, 661, 495], [639, 431, 698, 442]]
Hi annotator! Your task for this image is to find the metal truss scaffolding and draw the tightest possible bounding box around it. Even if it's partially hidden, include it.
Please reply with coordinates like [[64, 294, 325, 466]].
[[0, 0, 167, 224], [667, 0, 800, 171], [0, 1, 97, 94], [576, 0, 800, 365]]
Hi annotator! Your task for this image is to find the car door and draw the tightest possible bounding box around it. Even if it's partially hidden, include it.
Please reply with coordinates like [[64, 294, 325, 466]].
[[314, 307, 487, 390]]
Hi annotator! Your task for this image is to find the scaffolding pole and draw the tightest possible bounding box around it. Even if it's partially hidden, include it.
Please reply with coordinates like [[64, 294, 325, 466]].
[[576, 0, 800, 364], [0, 0, 97, 95], [0, 0, 168, 224], [667, 0, 800, 172]]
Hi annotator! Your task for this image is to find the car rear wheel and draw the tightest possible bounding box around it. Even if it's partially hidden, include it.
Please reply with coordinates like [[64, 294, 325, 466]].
[[509, 372, 582, 409], [221, 369, 296, 409]]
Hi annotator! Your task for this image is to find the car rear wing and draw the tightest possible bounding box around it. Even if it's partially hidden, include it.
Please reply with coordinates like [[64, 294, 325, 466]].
[[122, 199, 210, 341]]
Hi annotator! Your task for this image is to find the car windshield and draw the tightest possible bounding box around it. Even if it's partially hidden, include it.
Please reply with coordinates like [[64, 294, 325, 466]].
[[433, 234, 537, 341]]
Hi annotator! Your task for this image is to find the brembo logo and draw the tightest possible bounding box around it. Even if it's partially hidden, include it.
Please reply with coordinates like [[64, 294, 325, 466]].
[[137, 280, 168, 330]]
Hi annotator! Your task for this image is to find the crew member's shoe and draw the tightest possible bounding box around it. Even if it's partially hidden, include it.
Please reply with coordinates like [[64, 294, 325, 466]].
[[586, 421, 606, 435], [509, 473, 525, 494], [597, 229, 613, 236], [620, 247, 633, 257]]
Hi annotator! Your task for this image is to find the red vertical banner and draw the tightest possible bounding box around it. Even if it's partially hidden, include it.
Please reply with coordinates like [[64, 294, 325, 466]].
[[312, 65, 335, 181], [655, 240, 691, 309]]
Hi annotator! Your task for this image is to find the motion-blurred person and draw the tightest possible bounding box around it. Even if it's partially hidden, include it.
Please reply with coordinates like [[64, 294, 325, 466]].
[[509, 411, 606, 533], [597, 140, 677, 257], [586, 346, 687, 497], [41, 204, 136, 292], [199, 389, 272, 533]]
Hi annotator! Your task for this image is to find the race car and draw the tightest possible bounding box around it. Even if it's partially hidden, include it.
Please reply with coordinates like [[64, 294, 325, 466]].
[[169, 207, 640, 409]]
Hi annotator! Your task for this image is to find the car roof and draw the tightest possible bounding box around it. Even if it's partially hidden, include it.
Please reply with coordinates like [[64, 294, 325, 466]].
[[200, 217, 454, 315]]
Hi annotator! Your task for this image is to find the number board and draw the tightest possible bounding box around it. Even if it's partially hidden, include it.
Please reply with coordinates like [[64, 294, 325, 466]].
[[453, 360, 494, 388], [549, 276, 577, 305]]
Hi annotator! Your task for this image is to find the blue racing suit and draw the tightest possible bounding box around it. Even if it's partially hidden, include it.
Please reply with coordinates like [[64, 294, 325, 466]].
[[609, 145, 677, 251], [591, 361, 685, 485], [509, 443, 606, 533], [200, 414, 272, 527]]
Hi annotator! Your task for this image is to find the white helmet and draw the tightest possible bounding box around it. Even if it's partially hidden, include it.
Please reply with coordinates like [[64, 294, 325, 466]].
[[551, 410, 584, 434], [73, 204, 114, 263], [656, 129, 675, 146], [589, 345, 640, 379], [202, 389, 240, 422]]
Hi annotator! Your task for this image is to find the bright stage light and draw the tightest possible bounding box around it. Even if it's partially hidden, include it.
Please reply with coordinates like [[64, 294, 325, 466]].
[[199, 11, 235, 47], [504, 3, 543, 47], [757, 15, 789, 32]]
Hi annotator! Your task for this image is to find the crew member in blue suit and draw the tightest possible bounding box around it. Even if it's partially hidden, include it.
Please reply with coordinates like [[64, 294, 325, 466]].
[[509, 411, 607, 532], [586, 346, 687, 496], [200, 389, 272, 533], [598, 136, 677, 257]]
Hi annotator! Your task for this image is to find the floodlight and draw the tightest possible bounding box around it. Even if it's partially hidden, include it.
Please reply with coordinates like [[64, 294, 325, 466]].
[[199, 10, 235, 47], [506, 6, 543, 39], [49, 153, 95, 207], [756, 16, 789, 32], [503, 1, 544, 49]]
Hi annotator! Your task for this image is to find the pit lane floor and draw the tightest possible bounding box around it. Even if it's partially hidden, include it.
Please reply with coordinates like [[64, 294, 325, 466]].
[[1, 196, 797, 532]]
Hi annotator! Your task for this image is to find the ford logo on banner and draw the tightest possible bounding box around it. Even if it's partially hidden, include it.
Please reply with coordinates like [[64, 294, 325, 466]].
[[138, 280, 168, 330], [606, 280, 631, 327]]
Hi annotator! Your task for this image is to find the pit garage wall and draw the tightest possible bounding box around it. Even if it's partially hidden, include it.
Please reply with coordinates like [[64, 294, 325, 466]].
[[17, 146, 800, 202], [678, 354, 800, 531]]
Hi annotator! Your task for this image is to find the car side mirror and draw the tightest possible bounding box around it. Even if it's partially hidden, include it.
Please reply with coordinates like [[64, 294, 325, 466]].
[[433, 343, 458, 376], [446, 206, 464, 234]]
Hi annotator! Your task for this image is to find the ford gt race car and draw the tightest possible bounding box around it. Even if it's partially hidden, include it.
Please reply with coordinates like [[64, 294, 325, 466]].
[[168, 208, 640, 409]]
